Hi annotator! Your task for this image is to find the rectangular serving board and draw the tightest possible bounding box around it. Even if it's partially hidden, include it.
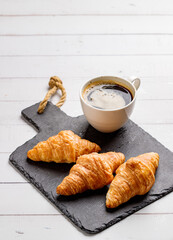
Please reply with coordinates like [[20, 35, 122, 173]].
[[9, 102, 173, 234]]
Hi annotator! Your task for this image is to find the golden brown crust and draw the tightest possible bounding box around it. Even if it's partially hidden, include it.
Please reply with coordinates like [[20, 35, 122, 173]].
[[56, 152, 125, 195], [106, 152, 159, 208], [27, 130, 101, 163]]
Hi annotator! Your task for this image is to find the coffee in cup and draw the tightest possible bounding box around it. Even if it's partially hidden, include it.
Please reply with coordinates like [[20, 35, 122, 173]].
[[82, 80, 133, 110]]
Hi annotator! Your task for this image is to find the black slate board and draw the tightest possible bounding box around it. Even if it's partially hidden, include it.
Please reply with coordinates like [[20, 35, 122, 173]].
[[9, 102, 173, 234]]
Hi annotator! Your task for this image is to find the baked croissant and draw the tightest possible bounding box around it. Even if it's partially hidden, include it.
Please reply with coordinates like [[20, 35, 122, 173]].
[[106, 152, 159, 208], [27, 130, 101, 163], [56, 152, 125, 195]]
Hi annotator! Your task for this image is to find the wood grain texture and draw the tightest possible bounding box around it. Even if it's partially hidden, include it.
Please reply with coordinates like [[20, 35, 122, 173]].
[[1, 0, 173, 15], [1, 56, 173, 78], [1, 35, 173, 56], [0, 214, 172, 240], [0, 184, 59, 214], [1, 16, 173, 35]]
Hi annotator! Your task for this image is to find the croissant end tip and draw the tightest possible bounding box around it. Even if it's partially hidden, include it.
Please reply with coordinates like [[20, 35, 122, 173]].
[[56, 186, 61, 195], [106, 198, 119, 209], [118, 152, 125, 161], [97, 145, 101, 152], [27, 149, 38, 161], [56, 185, 69, 195]]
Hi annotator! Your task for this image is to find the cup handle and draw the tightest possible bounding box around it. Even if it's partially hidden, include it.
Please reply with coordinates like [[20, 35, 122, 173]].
[[128, 76, 141, 90]]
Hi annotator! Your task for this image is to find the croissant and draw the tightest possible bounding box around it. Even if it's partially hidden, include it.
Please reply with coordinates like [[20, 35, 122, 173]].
[[27, 130, 101, 163], [106, 152, 159, 208], [56, 152, 125, 195]]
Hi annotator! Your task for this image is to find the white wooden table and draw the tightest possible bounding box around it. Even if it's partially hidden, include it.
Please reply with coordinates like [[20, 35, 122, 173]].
[[1, 0, 173, 239]]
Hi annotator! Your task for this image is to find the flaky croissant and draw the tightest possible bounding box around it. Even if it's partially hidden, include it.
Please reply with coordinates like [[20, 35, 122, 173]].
[[106, 152, 159, 208], [56, 152, 125, 195], [27, 130, 101, 163]]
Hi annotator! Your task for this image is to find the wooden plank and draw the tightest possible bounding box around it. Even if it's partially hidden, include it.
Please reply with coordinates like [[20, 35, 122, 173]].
[[0, 124, 37, 153], [0, 214, 173, 239], [0, 100, 173, 128], [1, 0, 173, 15], [0, 77, 173, 101], [0, 153, 27, 182], [1, 35, 173, 56], [0, 184, 173, 215], [1, 56, 173, 78], [0, 184, 59, 215], [1, 16, 173, 35]]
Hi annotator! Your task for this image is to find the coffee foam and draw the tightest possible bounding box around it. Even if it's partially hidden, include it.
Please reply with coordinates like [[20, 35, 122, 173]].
[[85, 88, 126, 109]]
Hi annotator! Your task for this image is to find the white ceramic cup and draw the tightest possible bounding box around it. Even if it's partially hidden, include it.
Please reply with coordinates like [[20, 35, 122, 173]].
[[80, 76, 140, 133]]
